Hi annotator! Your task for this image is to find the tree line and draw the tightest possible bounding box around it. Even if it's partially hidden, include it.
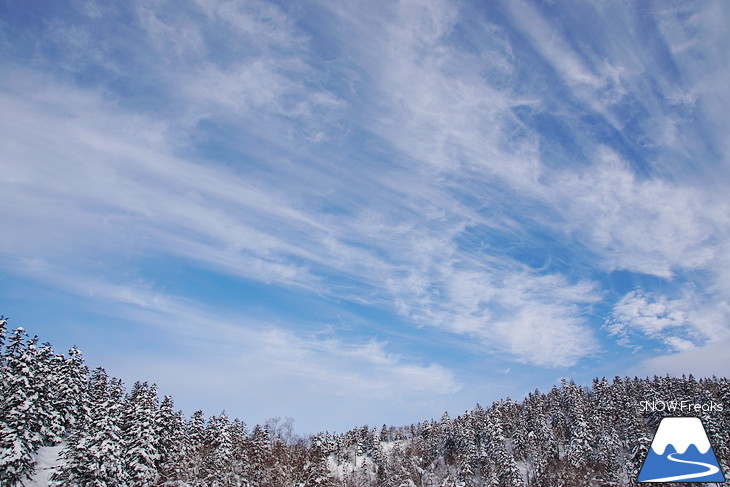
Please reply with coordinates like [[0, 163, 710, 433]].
[[1, 316, 729, 486]]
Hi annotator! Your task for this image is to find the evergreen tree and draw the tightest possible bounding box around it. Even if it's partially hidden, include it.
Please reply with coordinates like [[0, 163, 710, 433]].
[[55, 346, 89, 435], [563, 381, 592, 470], [32, 343, 67, 444], [155, 394, 188, 485], [202, 411, 240, 486], [589, 378, 622, 485], [298, 436, 337, 486], [0, 327, 41, 485], [51, 368, 128, 486], [486, 401, 523, 487], [0, 317, 6, 456], [230, 418, 251, 485], [123, 381, 160, 486], [380, 424, 389, 443], [0, 315, 7, 372], [248, 424, 271, 485], [181, 409, 207, 485]]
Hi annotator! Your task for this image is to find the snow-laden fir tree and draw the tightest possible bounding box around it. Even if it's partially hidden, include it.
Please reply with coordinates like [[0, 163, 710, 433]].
[[302, 435, 337, 486], [35, 345, 65, 443], [513, 391, 555, 486], [123, 381, 160, 486], [561, 380, 593, 484], [53, 346, 88, 437], [202, 412, 240, 486], [248, 424, 271, 485], [230, 418, 252, 484], [0, 328, 41, 486], [614, 377, 652, 482], [0, 316, 6, 349], [485, 400, 523, 487], [155, 394, 188, 485], [51, 368, 128, 486], [589, 378, 622, 484], [180, 409, 207, 484]]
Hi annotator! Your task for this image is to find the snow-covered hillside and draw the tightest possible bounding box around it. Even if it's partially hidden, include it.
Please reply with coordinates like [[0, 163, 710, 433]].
[[3, 318, 730, 486]]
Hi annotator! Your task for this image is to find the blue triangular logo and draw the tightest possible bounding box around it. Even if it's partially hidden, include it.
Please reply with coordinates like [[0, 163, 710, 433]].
[[638, 417, 725, 483]]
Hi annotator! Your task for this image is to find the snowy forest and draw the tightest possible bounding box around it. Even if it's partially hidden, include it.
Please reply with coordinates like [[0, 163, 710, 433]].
[[1, 316, 729, 486]]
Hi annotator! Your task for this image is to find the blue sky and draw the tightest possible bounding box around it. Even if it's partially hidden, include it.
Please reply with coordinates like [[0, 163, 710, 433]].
[[1, 0, 729, 434]]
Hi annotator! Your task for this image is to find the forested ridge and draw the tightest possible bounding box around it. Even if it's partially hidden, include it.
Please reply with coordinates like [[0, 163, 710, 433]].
[[1, 316, 729, 486]]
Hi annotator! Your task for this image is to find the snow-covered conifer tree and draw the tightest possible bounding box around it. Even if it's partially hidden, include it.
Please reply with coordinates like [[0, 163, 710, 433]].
[[51, 368, 128, 486], [0, 327, 41, 485], [230, 418, 251, 484], [379, 424, 389, 443], [180, 409, 207, 484], [0, 315, 7, 363], [590, 378, 621, 484], [202, 412, 242, 485], [155, 394, 188, 485], [248, 424, 271, 485], [486, 401, 523, 487], [563, 381, 592, 470], [33, 343, 65, 443], [302, 435, 336, 486], [123, 381, 160, 486], [53, 346, 88, 435]]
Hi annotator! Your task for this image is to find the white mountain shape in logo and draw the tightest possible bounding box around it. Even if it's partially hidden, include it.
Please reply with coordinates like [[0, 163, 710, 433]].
[[650, 417, 711, 455], [638, 416, 725, 483]]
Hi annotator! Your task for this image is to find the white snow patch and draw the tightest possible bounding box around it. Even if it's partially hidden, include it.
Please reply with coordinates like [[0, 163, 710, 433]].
[[516, 460, 530, 484], [380, 440, 400, 455], [24, 443, 65, 487]]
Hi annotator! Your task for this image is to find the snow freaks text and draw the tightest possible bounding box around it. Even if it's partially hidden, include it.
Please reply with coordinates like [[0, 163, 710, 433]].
[[640, 399, 724, 413]]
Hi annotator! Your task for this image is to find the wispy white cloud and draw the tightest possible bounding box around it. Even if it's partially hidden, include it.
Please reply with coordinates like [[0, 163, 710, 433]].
[[607, 290, 693, 352], [3, 0, 730, 431], [549, 146, 725, 278], [0, 73, 335, 288], [385, 258, 602, 367], [505, 0, 624, 115], [609, 291, 689, 337], [0, 58, 604, 368], [608, 286, 730, 354]]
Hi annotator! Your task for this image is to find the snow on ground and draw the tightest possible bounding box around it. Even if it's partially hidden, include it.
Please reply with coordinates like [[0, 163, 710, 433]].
[[380, 440, 399, 455], [24, 443, 65, 487]]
